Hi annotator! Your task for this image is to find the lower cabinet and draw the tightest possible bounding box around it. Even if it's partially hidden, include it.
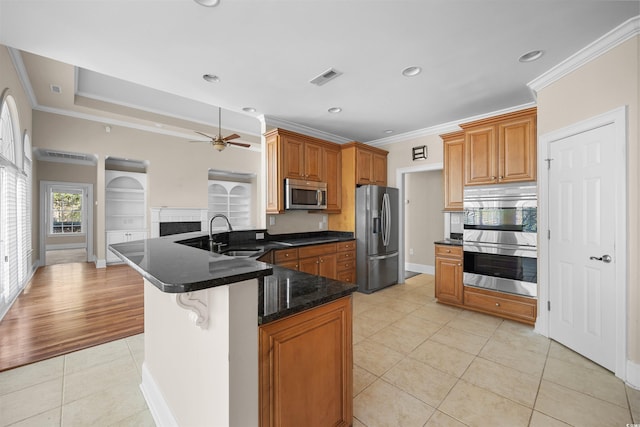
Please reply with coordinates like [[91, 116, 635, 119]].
[[259, 296, 353, 427], [434, 245, 463, 305], [106, 230, 147, 264], [464, 286, 537, 325], [273, 240, 356, 282]]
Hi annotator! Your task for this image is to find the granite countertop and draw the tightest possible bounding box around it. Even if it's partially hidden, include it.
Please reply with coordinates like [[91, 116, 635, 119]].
[[434, 238, 463, 246], [109, 230, 358, 325]]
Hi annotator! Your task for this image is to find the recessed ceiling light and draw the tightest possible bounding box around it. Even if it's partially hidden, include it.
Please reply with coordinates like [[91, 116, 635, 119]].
[[194, 0, 220, 6], [402, 66, 422, 77], [383, 129, 394, 134], [328, 107, 342, 114], [242, 107, 257, 113], [202, 74, 220, 83], [519, 50, 544, 63]]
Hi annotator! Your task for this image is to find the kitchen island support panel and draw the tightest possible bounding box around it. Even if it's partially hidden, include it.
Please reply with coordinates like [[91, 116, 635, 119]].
[[141, 278, 258, 427]]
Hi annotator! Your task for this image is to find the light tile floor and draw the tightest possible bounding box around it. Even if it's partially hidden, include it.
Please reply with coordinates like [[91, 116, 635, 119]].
[[1, 274, 639, 426]]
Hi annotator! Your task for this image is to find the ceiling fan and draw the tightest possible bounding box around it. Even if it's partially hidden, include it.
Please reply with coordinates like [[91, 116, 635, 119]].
[[192, 107, 251, 152]]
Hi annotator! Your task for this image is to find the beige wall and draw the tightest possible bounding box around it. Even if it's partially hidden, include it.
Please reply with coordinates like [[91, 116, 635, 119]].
[[267, 210, 327, 235], [38, 161, 96, 246], [537, 36, 639, 363], [32, 110, 262, 260], [404, 170, 444, 269], [0, 45, 36, 269], [379, 133, 444, 187]]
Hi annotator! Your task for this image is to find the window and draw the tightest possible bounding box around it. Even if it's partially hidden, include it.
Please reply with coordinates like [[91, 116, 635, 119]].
[[50, 188, 84, 234], [0, 92, 31, 320]]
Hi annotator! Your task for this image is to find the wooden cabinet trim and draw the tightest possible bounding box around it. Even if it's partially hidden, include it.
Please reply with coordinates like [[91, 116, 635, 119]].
[[459, 107, 537, 130], [463, 287, 537, 325], [298, 242, 337, 258]]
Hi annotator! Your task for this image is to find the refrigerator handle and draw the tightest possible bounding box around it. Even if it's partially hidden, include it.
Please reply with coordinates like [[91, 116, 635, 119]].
[[382, 193, 390, 246], [369, 252, 399, 261]]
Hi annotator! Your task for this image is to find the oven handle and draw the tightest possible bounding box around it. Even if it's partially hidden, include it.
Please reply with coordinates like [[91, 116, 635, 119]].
[[464, 241, 537, 258]]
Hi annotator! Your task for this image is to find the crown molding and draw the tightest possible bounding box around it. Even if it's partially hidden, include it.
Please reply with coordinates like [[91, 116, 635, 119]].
[[7, 47, 38, 109], [528, 15, 640, 93], [366, 101, 537, 147], [264, 115, 351, 144]]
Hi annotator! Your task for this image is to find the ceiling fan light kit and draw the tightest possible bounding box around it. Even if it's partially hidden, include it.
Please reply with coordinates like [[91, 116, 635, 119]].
[[193, 0, 220, 7], [191, 107, 251, 152]]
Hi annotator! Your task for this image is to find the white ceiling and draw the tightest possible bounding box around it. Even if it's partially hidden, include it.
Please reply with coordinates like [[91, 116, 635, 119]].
[[1, 1, 638, 144]]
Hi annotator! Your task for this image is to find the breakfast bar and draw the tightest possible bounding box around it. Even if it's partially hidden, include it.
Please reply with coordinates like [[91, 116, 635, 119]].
[[109, 232, 357, 426]]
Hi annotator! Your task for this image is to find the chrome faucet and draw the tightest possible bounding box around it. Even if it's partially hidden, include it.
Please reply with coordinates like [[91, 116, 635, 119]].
[[209, 214, 233, 252]]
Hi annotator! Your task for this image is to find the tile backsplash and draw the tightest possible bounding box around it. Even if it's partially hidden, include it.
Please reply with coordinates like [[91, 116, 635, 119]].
[[450, 212, 463, 235]]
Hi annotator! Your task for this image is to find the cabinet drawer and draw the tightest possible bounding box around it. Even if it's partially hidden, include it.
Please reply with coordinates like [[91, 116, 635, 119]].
[[435, 245, 462, 257], [337, 260, 355, 272], [337, 240, 356, 252], [274, 248, 299, 264], [464, 287, 536, 324], [336, 270, 355, 283], [337, 250, 355, 263], [298, 243, 337, 258]]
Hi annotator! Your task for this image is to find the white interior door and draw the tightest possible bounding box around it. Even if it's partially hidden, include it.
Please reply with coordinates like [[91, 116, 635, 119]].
[[548, 123, 617, 371]]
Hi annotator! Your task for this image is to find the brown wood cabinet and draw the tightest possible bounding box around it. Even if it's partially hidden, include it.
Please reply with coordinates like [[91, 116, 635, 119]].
[[462, 107, 537, 186], [298, 243, 338, 278], [463, 286, 537, 325], [328, 142, 388, 232], [441, 131, 464, 211], [264, 128, 342, 214], [434, 244, 463, 305], [336, 240, 356, 284], [259, 296, 353, 427]]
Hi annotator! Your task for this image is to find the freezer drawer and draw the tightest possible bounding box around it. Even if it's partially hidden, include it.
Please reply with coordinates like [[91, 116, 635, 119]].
[[357, 252, 398, 294]]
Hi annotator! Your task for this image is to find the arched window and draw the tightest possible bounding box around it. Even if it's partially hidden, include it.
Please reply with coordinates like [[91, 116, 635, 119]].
[[0, 90, 29, 320]]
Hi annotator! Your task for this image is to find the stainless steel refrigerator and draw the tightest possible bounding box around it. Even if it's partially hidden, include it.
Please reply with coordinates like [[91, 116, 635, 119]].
[[356, 185, 399, 293]]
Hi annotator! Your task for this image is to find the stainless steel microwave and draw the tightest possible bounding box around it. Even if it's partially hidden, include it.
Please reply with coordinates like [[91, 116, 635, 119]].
[[285, 178, 327, 210]]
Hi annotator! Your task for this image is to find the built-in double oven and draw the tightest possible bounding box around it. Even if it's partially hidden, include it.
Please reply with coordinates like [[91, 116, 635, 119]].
[[463, 183, 538, 298]]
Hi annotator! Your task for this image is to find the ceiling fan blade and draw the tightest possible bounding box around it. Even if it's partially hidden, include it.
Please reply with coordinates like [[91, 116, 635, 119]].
[[188, 140, 210, 144], [223, 133, 240, 141], [194, 130, 215, 139], [227, 141, 251, 148]]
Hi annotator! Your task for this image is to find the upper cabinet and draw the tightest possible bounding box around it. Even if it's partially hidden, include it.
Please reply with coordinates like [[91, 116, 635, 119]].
[[354, 145, 387, 186], [265, 128, 342, 214], [462, 107, 537, 186], [441, 131, 465, 211]]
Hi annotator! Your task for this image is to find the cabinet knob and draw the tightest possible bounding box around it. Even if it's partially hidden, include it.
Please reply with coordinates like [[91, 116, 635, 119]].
[[446, 249, 451, 253], [491, 176, 496, 180], [499, 176, 504, 180], [285, 254, 289, 257], [458, 263, 462, 266], [495, 302, 500, 307]]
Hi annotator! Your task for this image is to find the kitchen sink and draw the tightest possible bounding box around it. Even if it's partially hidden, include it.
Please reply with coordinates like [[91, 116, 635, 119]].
[[220, 249, 261, 258]]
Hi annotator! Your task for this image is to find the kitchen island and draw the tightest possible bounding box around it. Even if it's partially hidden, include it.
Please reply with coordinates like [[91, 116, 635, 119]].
[[110, 231, 356, 427]]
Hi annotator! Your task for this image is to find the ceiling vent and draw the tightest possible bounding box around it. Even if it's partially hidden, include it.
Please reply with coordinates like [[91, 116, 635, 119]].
[[309, 68, 343, 86], [35, 149, 97, 165], [50, 84, 62, 94]]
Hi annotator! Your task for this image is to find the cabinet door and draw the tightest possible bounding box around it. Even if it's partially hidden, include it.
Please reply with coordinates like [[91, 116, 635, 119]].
[[127, 231, 147, 241], [323, 146, 342, 212], [282, 135, 305, 180], [498, 115, 536, 183], [435, 254, 463, 305], [465, 125, 497, 186], [319, 253, 338, 280], [298, 257, 320, 276], [106, 231, 127, 263], [259, 297, 353, 427], [443, 134, 464, 211], [278, 259, 299, 271], [304, 141, 323, 181], [372, 153, 387, 186], [356, 149, 373, 185]]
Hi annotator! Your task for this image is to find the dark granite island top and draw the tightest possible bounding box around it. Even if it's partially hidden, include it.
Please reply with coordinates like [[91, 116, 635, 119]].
[[109, 232, 357, 325]]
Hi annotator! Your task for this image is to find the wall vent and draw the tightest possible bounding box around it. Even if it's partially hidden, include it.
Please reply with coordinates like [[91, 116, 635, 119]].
[[34, 149, 97, 165], [309, 68, 343, 86], [50, 84, 62, 94]]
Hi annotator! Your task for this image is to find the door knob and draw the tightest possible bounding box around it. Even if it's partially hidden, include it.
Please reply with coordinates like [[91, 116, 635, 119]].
[[590, 254, 612, 263]]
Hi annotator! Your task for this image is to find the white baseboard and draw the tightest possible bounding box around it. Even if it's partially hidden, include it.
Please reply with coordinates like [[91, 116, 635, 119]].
[[627, 359, 640, 390], [405, 263, 435, 276], [140, 363, 178, 427], [45, 243, 86, 251], [95, 259, 106, 269]]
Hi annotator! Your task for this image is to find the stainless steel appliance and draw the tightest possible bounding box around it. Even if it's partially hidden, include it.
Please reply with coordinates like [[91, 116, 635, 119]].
[[463, 183, 538, 297], [285, 178, 327, 210], [356, 185, 399, 293]]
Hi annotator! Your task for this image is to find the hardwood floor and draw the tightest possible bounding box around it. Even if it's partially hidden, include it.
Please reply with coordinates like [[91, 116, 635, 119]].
[[0, 262, 144, 372]]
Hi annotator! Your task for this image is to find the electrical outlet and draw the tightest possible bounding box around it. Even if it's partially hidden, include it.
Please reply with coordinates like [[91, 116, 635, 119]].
[[409, 248, 414, 255], [319, 222, 324, 230], [269, 216, 276, 226], [256, 232, 264, 240]]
